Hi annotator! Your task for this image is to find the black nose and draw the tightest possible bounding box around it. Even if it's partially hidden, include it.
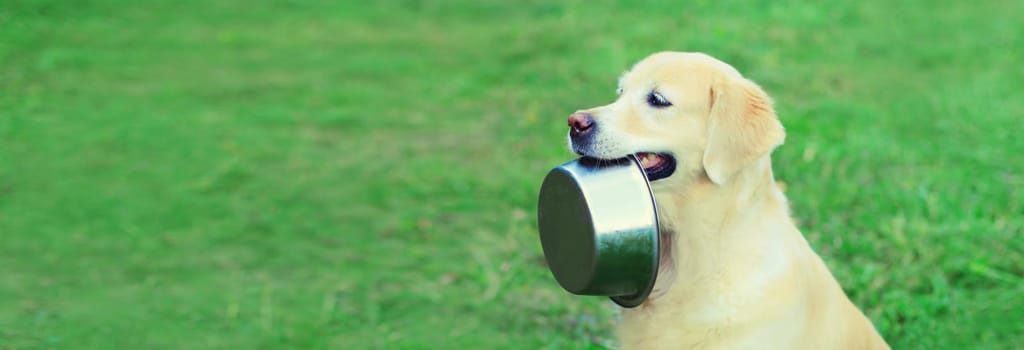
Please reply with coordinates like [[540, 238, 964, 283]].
[[568, 112, 594, 137]]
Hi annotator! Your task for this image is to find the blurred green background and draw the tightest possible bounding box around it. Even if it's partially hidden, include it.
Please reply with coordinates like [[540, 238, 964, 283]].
[[2, 0, 1022, 349]]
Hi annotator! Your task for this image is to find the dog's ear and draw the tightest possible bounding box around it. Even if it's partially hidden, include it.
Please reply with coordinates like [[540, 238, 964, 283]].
[[702, 77, 785, 185]]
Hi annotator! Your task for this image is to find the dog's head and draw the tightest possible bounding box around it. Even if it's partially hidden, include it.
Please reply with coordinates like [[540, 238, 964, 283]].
[[568, 52, 786, 301], [568, 52, 785, 187]]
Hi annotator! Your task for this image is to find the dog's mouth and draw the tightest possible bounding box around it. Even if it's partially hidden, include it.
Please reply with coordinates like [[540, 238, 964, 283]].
[[636, 152, 676, 182]]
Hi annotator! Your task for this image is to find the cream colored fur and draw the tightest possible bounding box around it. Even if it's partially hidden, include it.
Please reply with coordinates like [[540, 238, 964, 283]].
[[569, 52, 889, 349]]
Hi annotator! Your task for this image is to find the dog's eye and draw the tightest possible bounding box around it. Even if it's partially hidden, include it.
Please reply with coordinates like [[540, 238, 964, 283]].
[[647, 91, 672, 108]]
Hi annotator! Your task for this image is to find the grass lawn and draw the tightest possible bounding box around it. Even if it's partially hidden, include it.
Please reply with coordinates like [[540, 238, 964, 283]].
[[2, 0, 1022, 348]]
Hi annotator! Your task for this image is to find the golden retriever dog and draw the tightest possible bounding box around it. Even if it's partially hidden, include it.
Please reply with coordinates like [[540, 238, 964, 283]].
[[566, 52, 889, 349]]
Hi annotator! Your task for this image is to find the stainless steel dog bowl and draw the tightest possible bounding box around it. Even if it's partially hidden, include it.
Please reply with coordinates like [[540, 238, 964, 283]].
[[537, 155, 660, 308]]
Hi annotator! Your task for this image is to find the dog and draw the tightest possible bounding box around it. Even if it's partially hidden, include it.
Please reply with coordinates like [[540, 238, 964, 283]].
[[566, 52, 889, 349]]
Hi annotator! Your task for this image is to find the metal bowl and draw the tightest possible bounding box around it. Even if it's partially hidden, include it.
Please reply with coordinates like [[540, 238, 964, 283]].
[[536, 155, 660, 308]]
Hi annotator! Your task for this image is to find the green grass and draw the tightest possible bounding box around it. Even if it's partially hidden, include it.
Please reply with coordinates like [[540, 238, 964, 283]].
[[2, 0, 1022, 348]]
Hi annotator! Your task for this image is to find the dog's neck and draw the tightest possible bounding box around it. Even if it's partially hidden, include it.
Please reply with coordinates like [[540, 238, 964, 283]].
[[655, 156, 790, 243], [647, 156, 797, 302]]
